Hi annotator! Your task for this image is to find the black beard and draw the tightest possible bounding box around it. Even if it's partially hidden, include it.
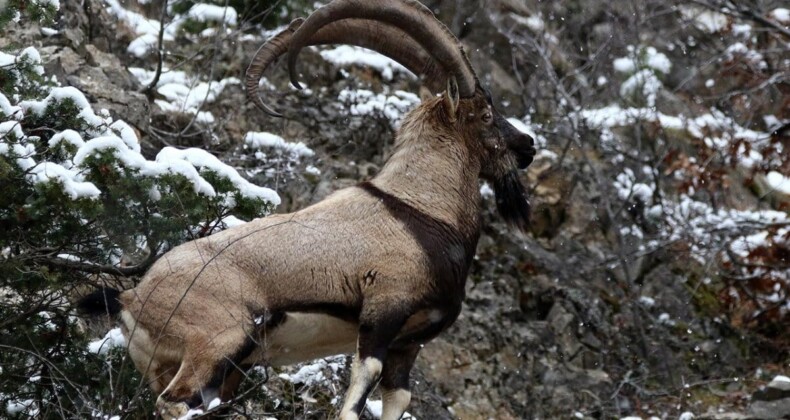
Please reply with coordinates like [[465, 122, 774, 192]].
[[493, 170, 531, 233]]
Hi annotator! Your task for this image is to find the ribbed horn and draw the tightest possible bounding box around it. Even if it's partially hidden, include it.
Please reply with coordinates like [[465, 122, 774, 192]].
[[287, 0, 477, 97], [245, 18, 303, 117], [245, 18, 450, 117]]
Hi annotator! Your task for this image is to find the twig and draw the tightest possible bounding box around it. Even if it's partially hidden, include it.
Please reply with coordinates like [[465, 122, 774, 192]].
[[42, 250, 159, 276], [142, 0, 170, 95]]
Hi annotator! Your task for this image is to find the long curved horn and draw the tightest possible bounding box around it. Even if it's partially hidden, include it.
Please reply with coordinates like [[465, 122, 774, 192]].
[[286, 0, 477, 97], [245, 19, 303, 117], [246, 18, 449, 117]]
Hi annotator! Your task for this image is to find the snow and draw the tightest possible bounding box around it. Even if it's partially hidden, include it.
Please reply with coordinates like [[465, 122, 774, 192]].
[[1, 47, 45, 85], [103, 0, 176, 57], [724, 43, 767, 70], [278, 355, 345, 387], [187, 4, 238, 26], [220, 215, 247, 228], [71, 134, 279, 205], [731, 24, 752, 37], [0, 121, 37, 170], [206, 397, 221, 410], [1, 9, 285, 413], [88, 328, 126, 355], [159, 147, 280, 205], [0, 51, 16, 67], [41, 27, 59, 36], [20, 86, 107, 128], [157, 77, 240, 112], [105, 0, 240, 56], [480, 183, 494, 199], [103, 0, 167, 39], [615, 168, 655, 203], [0, 143, 36, 171], [620, 69, 663, 106], [613, 46, 671, 75], [769, 8, 790, 23], [645, 47, 672, 74], [658, 313, 674, 326], [245, 132, 314, 158], [127, 33, 158, 58], [154, 99, 215, 124], [178, 408, 205, 419], [6, 399, 37, 416], [0, 120, 26, 141], [678, 412, 695, 420], [506, 118, 534, 140], [364, 399, 416, 419], [146, 76, 239, 122], [680, 6, 728, 33], [772, 375, 790, 384], [366, 400, 383, 418], [510, 13, 545, 32], [32, 0, 59, 9], [320, 45, 412, 82], [337, 88, 420, 126], [109, 120, 141, 153], [73, 136, 151, 171], [638, 296, 656, 307], [729, 231, 769, 257], [662, 194, 788, 264], [612, 57, 636, 74], [574, 104, 772, 170], [28, 162, 102, 199], [765, 171, 790, 195], [0, 92, 23, 119], [305, 165, 321, 176], [128, 67, 188, 87], [18, 47, 45, 75]]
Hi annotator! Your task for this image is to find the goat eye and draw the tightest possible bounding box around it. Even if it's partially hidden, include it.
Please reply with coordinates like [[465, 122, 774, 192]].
[[481, 112, 493, 124]]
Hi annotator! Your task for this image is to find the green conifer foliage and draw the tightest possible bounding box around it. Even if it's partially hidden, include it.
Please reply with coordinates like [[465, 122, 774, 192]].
[[1, 43, 278, 417]]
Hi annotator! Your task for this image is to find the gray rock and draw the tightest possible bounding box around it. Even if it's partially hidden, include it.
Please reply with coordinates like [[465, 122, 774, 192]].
[[699, 410, 749, 420], [42, 46, 150, 132], [749, 398, 790, 419], [753, 377, 790, 402]]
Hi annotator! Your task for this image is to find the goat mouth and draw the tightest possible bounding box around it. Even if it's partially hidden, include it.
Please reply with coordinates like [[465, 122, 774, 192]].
[[513, 144, 536, 170], [493, 170, 531, 233]]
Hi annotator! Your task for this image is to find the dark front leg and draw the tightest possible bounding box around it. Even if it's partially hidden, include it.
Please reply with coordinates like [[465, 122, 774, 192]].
[[339, 299, 409, 420], [380, 345, 420, 420]]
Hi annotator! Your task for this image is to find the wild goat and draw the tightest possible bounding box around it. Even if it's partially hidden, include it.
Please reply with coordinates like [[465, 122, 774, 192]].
[[79, 0, 535, 419]]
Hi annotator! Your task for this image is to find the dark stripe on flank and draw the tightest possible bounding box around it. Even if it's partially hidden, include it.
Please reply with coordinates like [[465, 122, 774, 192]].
[[357, 181, 479, 291]]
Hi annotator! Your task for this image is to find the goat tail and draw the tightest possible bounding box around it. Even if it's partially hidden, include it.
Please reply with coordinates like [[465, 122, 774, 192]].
[[76, 287, 123, 317]]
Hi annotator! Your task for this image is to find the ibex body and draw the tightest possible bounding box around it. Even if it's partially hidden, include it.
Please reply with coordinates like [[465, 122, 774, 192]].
[[81, 1, 535, 419]]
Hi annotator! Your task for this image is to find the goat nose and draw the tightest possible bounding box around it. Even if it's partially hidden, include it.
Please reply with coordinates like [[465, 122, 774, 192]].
[[521, 132, 535, 147], [513, 133, 536, 169]]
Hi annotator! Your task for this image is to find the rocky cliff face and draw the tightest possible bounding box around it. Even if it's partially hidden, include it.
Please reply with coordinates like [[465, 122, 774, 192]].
[[1, 0, 788, 419]]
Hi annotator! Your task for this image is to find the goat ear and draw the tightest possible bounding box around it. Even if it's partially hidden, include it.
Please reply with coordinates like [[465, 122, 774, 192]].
[[443, 77, 459, 122]]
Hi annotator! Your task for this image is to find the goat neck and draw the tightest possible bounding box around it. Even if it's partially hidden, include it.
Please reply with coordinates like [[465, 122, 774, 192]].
[[370, 104, 482, 239]]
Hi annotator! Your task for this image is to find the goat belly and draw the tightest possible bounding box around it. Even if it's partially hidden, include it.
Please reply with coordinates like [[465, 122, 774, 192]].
[[262, 312, 358, 366]]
